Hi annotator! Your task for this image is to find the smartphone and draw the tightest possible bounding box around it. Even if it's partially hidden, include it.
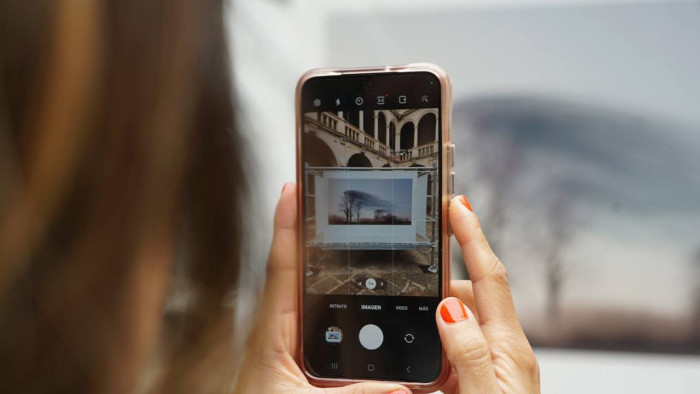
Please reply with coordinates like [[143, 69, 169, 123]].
[[296, 64, 453, 390]]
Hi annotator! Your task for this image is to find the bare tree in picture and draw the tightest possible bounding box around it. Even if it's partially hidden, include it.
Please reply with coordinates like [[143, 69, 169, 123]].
[[481, 132, 522, 256], [340, 191, 356, 224], [544, 190, 574, 335], [354, 199, 363, 223], [451, 121, 523, 280]]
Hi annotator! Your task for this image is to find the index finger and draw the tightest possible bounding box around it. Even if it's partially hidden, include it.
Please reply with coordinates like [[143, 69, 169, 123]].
[[449, 195, 521, 333], [264, 182, 299, 317], [250, 182, 299, 355]]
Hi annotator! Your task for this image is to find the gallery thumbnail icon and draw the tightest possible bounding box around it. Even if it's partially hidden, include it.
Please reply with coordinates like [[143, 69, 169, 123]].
[[325, 326, 343, 343]]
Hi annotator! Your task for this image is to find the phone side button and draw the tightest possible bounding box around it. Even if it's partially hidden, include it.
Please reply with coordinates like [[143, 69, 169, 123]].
[[448, 170, 455, 237]]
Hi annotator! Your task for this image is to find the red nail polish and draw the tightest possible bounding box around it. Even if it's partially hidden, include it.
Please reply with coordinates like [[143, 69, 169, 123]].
[[440, 298, 468, 323], [459, 195, 472, 211]]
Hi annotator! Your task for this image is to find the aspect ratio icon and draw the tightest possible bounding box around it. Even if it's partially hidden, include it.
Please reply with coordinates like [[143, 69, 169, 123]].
[[376, 96, 385, 105], [354, 97, 364, 105]]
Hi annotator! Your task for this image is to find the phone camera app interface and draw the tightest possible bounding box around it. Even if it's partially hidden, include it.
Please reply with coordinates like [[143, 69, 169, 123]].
[[302, 72, 442, 383]]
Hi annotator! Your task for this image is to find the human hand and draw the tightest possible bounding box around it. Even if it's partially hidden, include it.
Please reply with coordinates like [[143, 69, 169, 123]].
[[435, 196, 540, 393], [235, 182, 411, 394]]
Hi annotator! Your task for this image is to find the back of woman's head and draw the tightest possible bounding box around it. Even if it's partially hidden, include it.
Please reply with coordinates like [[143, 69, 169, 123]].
[[0, 1, 244, 392]]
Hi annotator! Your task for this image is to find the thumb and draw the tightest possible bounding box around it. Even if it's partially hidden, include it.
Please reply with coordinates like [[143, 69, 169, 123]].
[[324, 383, 410, 394], [435, 297, 500, 393]]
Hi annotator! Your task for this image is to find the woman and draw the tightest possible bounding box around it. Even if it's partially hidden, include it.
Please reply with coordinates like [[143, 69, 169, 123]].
[[0, 1, 538, 392]]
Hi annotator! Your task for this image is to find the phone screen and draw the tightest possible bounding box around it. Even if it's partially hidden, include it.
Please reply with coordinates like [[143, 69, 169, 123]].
[[300, 71, 444, 383]]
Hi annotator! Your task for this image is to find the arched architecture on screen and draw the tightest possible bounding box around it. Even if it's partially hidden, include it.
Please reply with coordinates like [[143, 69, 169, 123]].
[[302, 109, 440, 169]]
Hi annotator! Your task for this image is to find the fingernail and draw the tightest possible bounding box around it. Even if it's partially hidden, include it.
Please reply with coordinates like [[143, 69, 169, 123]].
[[459, 195, 472, 211], [281, 183, 288, 195], [388, 390, 409, 394], [440, 298, 468, 323]]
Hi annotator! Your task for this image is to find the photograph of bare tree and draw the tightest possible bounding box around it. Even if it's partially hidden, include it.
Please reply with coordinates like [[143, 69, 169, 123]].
[[327, 179, 412, 225], [451, 96, 700, 354]]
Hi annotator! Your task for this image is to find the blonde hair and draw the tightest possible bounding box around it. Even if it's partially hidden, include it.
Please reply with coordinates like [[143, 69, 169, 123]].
[[0, 1, 244, 392]]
